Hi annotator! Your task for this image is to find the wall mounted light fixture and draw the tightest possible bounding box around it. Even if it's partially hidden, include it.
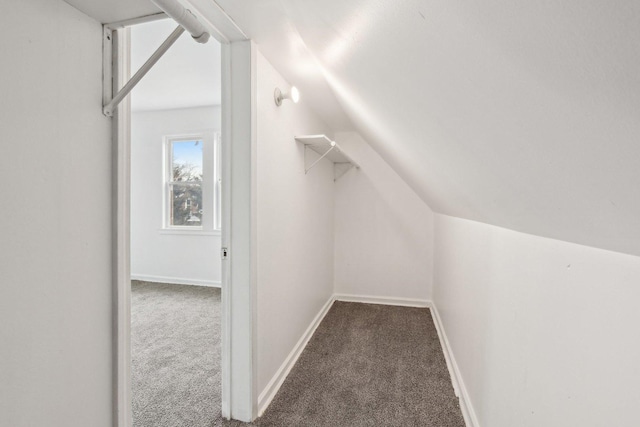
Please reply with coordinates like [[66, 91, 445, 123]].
[[274, 86, 300, 106]]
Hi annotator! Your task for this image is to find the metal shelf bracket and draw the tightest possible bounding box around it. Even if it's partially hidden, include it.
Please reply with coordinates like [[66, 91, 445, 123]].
[[295, 135, 359, 181]]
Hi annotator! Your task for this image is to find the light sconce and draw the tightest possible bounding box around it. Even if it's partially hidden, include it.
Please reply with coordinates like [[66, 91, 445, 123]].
[[274, 86, 300, 106]]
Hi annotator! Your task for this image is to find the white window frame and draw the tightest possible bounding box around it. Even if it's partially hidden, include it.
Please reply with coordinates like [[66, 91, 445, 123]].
[[214, 131, 222, 231], [162, 132, 221, 234]]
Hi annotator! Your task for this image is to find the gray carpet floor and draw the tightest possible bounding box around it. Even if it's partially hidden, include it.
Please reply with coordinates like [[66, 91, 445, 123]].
[[244, 302, 466, 427], [131, 281, 221, 427], [132, 282, 464, 427]]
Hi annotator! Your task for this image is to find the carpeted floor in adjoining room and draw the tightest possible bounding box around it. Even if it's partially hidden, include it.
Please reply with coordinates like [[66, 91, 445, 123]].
[[131, 280, 221, 427], [245, 301, 466, 427]]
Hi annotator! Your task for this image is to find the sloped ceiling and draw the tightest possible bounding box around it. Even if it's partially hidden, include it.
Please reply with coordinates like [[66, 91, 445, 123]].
[[64, 0, 640, 256], [217, 0, 640, 256]]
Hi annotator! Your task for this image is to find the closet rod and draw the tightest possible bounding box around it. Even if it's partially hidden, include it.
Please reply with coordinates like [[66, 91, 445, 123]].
[[151, 0, 210, 43]]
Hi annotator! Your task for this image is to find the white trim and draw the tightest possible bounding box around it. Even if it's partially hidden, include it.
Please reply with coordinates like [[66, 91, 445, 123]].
[[105, 12, 168, 30], [429, 303, 480, 427], [253, 294, 477, 426], [219, 42, 232, 420], [334, 293, 431, 308], [112, 26, 133, 427], [182, 0, 248, 43], [158, 228, 221, 236], [225, 40, 258, 422], [258, 295, 336, 416], [163, 132, 213, 230], [130, 274, 221, 288]]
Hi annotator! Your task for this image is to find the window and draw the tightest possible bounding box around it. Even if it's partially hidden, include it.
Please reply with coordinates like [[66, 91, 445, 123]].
[[164, 133, 220, 232]]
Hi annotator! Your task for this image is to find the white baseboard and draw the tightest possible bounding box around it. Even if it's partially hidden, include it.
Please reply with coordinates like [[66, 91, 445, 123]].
[[130, 274, 221, 288], [334, 293, 431, 308], [257, 295, 336, 416], [430, 303, 479, 427], [256, 293, 478, 427]]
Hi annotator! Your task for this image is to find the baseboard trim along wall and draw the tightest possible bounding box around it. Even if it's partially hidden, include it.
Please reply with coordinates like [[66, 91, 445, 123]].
[[130, 274, 222, 288], [257, 293, 477, 425], [334, 293, 431, 308], [429, 303, 480, 427], [258, 295, 336, 416]]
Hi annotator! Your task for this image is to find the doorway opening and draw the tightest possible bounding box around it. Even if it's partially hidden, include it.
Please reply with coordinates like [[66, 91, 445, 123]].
[[127, 18, 223, 426], [109, 8, 256, 424]]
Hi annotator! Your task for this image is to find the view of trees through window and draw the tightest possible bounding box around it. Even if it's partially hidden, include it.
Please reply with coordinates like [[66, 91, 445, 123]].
[[170, 139, 203, 226]]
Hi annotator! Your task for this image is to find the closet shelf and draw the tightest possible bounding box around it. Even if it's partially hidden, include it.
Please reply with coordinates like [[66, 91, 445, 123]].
[[294, 135, 359, 181]]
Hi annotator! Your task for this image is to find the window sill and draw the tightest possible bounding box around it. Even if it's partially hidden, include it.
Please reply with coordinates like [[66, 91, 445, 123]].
[[159, 228, 221, 236]]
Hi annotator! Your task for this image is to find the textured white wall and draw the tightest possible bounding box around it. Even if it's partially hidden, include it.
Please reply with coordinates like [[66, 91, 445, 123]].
[[433, 214, 640, 427], [334, 132, 434, 301], [131, 106, 222, 285], [0, 1, 112, 426], [256, 52, 335, 395]]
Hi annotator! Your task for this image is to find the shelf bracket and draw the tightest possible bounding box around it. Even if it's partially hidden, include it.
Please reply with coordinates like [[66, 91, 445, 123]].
[[103, 0, 211, 117], [334, 162, 355, 181], [295, 135, 359, 181], [305, 142, 336, 174], [103, 25, 185, 116]]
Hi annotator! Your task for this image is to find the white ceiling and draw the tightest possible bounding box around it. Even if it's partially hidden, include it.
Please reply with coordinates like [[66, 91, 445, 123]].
[[65, 0, 640, 256], [130, 18, 221, 112]]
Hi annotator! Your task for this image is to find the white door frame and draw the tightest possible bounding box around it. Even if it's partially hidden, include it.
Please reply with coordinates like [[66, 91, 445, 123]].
[[111, 25, 133, 427], [109, 12, 257, 427]]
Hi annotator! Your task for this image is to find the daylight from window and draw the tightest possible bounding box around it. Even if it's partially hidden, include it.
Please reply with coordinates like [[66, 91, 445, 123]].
[[169, 139, 203, 227]]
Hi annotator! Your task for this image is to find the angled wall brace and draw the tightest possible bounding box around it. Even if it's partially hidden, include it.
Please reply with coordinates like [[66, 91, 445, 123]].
[[103, 0, 210, 117], [103, 25, 183, 116], [294, 135, 359, 181], [305, 142, 336, 174]]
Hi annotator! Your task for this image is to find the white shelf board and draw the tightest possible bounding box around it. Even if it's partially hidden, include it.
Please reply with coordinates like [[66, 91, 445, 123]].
[[295, 135, 359, 181]]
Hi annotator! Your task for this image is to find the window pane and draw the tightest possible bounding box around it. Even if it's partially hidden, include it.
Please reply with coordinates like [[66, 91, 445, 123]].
[[170, 183, 202, 226], [172, 140, 203, 182]]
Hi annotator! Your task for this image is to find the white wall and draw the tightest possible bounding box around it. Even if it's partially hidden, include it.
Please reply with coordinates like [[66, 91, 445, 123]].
[[334, 131, 434, 301], [0, 1, 112, 426], [131, 106, 222, 286], [255, 52, 336, 397], [433, 214, 640, 427]]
